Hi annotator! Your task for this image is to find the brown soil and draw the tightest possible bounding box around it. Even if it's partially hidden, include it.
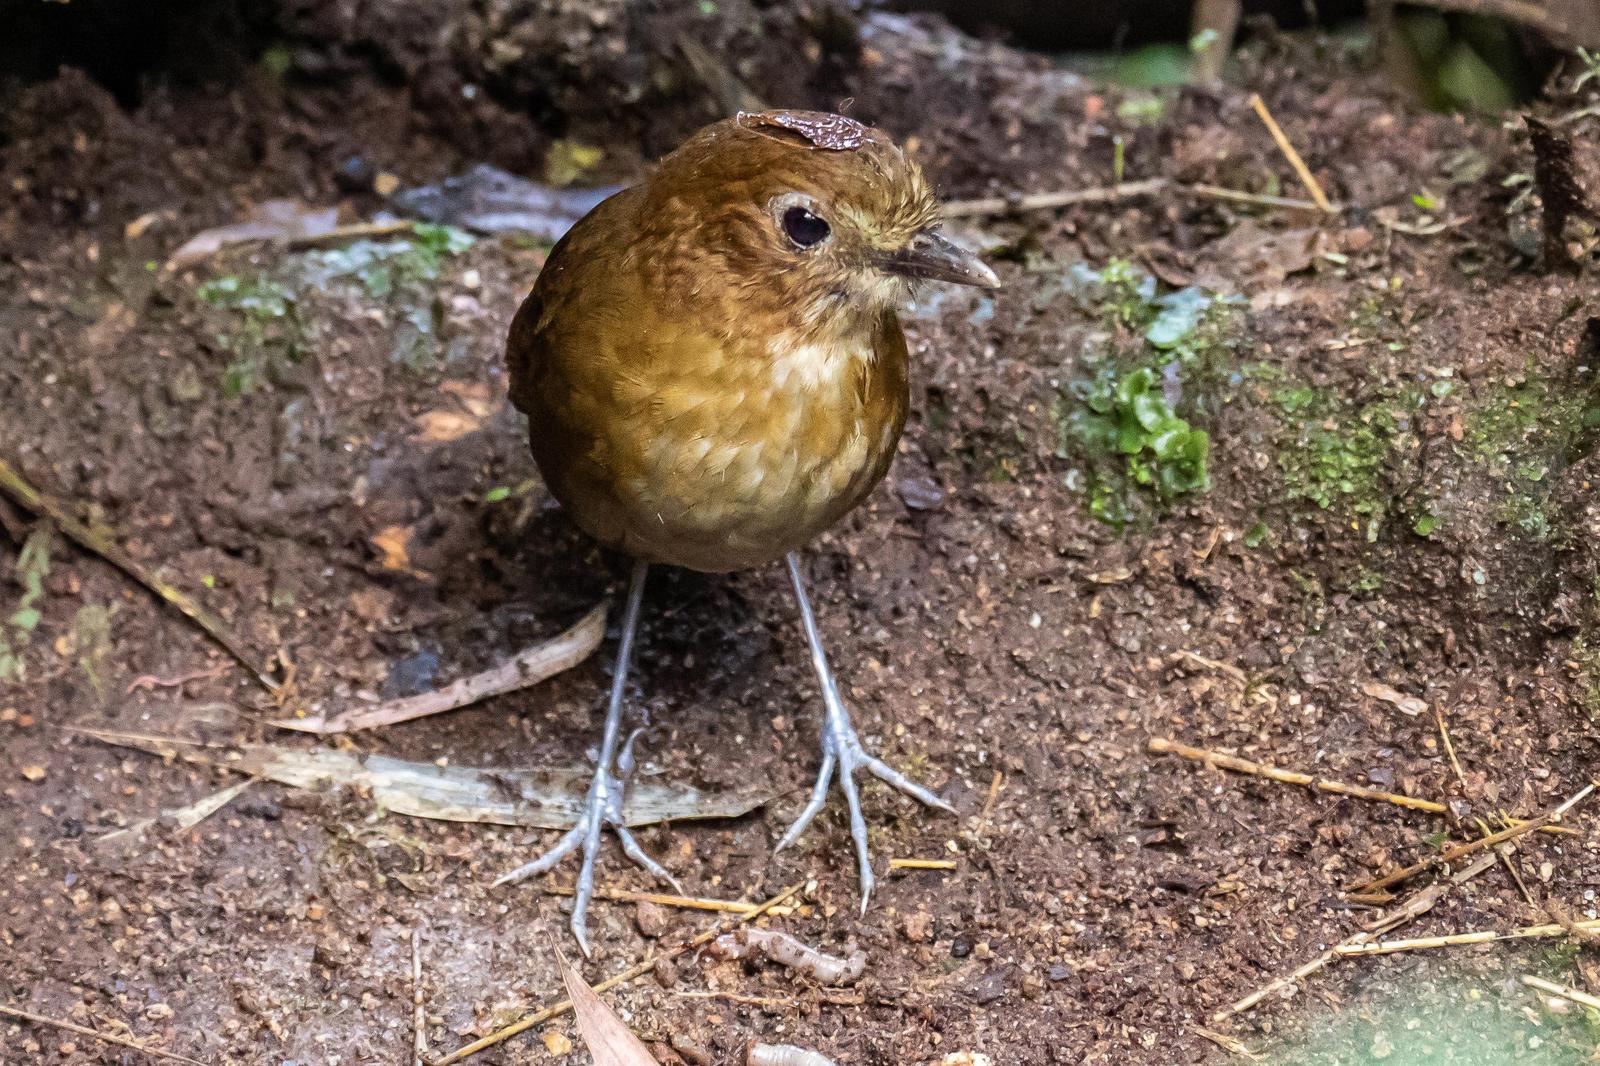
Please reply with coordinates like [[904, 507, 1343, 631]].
[[3, 7, 1600, 1065]]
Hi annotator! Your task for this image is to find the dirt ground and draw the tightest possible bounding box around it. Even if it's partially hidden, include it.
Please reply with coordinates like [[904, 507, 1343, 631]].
[[3, 7, 1600, 1065]]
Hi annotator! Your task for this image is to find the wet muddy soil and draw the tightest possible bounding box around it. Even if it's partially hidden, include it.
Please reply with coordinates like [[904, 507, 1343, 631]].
[[3, 8, 1600, 1065]]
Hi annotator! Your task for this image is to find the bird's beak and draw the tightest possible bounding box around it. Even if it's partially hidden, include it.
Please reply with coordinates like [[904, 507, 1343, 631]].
[[880, 230, 1000, 289]]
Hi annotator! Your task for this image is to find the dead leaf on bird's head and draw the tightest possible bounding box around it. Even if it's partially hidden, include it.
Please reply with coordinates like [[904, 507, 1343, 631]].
[[555, 945, 657, 1066]]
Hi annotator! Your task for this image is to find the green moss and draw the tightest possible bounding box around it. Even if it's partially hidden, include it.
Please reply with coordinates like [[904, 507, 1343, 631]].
[[1462, 370, 1600, 544], [197, 273, 302, 396], [196, 222, 476, 390], [0, 525, 51, 681], [1274, 385, 1419, 540]]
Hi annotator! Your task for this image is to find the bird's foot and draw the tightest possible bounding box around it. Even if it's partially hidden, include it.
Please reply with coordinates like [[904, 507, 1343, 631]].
[[493, 731, 679, 955], [773, 703, 953, 914]]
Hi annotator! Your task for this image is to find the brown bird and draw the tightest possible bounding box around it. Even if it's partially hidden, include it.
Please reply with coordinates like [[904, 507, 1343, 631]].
[[502, 109, 998, 952]]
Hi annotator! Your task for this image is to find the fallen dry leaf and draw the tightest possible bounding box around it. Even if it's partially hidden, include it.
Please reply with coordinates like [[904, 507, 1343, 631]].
[[412, 409, 482, 443], [1361, 681, 1428, 717], [439, 379, 497, 419], [370, 525, 428, 578], [79, 729, 776, 830], [20, 764, 46, 782], [166, 199, 339, 269], [556, 946, 657, 1066]]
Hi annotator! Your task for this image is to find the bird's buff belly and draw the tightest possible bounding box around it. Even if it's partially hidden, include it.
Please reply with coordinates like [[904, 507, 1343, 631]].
[[547, 381, 902, 573]]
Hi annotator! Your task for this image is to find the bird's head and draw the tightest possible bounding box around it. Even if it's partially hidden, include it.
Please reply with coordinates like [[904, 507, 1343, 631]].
[[638, 110, 998, 341]]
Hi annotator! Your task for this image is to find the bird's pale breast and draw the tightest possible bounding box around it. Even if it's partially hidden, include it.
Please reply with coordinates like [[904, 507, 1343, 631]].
[[599, 328, 906, 571]]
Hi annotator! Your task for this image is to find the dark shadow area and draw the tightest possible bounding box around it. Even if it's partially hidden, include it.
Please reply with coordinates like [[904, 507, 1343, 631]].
[[0, 0, 276, 104]]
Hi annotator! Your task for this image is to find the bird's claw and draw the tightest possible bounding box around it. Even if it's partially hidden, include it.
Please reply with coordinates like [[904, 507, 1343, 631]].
[[494, 730, 679, 956], [774, 709, 953, 915]]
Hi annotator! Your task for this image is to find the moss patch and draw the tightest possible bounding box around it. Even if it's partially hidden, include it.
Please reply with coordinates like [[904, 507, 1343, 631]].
[[1461, 369, 1600, 545], [1273, 383, 1422, 542]]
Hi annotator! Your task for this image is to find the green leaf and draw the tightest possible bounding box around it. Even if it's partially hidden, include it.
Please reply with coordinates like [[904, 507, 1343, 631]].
[[484, 486, 511, 503], [1150, 426, 1189, 460], [9, 607, 41, 633], [1244, 522, 1269, 548], [1132, 391, 1169, 431], [1145, 287, 1212, 349], [1116, 367, 1154, 405], [1413, 513, 1440, 537]]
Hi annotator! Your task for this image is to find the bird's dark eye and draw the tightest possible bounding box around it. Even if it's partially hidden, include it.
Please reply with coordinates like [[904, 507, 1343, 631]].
[[782, 205, 830, 248]]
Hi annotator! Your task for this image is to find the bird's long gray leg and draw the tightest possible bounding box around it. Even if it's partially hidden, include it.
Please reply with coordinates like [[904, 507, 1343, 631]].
[[774, 552, 954, 914], [494, 558, 678, 955]]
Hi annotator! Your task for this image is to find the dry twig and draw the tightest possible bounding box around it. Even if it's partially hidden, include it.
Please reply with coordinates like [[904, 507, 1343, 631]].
[[0, 457, 276, 691], [0, 1002, 210, 1065], [1435, 702, 1466, 787], [1190, 1024, 1259, 1059], [429, 881, 804, 1065], [1351, 782, 1596, 895], [543, 884, 779, 915], [941, 177, 1324, 219], [412, 929, 427, 1066], [1148, 738, 1447, 813], [1338, 918, 1600, 957], [1216, 851, 1500, 1021], [889, 858, 957, 872], [943, 178, 1169, 217], [1248, 93, 1336, 213], [1523, 974, 1600, 1012], [979, 770, 1005, 824], [272, 603, 607, 733]]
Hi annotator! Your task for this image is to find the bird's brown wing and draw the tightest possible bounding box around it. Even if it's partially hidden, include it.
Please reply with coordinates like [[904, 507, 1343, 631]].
[[506, 288, 545, 418]]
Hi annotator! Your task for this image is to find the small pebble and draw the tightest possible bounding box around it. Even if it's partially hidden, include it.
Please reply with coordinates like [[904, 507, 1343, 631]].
[[635, 899, 670, 938]]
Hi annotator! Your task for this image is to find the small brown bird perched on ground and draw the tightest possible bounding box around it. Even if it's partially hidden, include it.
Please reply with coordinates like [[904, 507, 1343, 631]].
[[502, 109, 998, 952]]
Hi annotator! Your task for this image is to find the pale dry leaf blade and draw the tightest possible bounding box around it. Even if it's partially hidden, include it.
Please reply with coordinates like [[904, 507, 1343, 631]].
[[555, 945, 657, 1066], [75, 727, 777, 829], [1360, 681, 1427, 717]]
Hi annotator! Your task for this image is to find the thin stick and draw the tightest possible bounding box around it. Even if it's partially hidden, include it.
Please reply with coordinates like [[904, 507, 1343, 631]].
[[412, 929, 427, 1066], [1435, 703, 1466, 787], [673, 990, 794, 1009], [942, 178, 1169, 218], [1148, 738, 1447, 813], [430, 880, 804, 1065], [1248, 93, 1335, 213], [941, 177, 1325, 219], [1351, 782, 1595, 895], [1338, 919, 1600, 957], [0, 458, 276, 692], [1216, 851, 1499, 1021], [888, 858, 957, 871], [288, 220, 415, 249], [542, 884, 770, 915], [979, 770, 1004, 823], [1187, 183, 1325, 211], [272, 602, 607, 733], [0, 1002, 210, 1066], [1476, 817, 1539, 913], [1190, 1024, 1259, 1059], [1524, 975, 1600, 1012]]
